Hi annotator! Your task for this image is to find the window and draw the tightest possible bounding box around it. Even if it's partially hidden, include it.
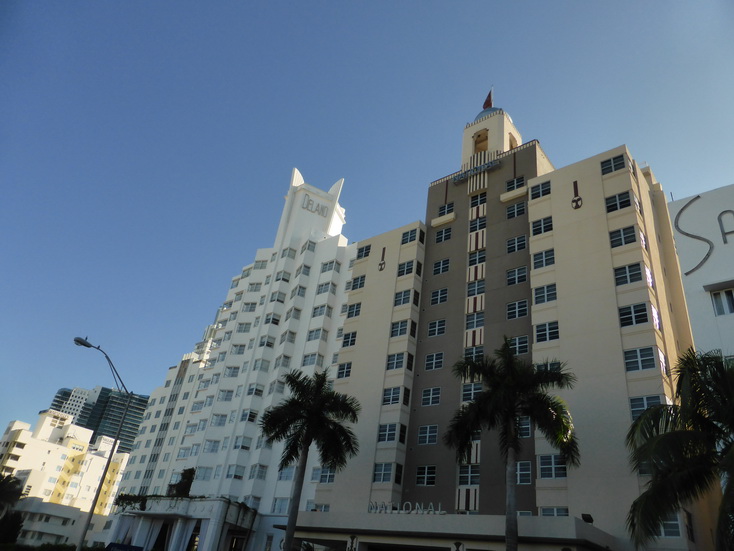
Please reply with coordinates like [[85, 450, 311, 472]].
[[468, 249, 486, 266], [378, 423, 397, 442], [282, 247, 297, 259], [615, 263, 643, 285], [422, 387, 441, 406], [390, 320, 408, 337], [533, 249, 555, 269], [539, 454, 566, 478], [291, 286, 306, 298], [247, 282, 262, 292], [337, 362, 352, 378], [630, 395, 662, 421], [459, 465, 480, 485], [247, 384, 264, 397], [382, 387, 400, 405], [428, 319, 446, 337], [624, 347, 656, 371], [610, 226, 636, 248], [464, 345, 484, 361], [506, 177, 524, 191], [507, 266, 527, 285], [217, 390, 233, 402], [224, 366, 239, 378], [436, 227, 452, 243], [248, 464, 268, 480], [394, 290, 411, 306], [619, 303, 648, 327], [386, 353, 405, 370], [430, 288, 448, 305], [433, 259, 450, 275], [462, 382, 482, 402], [418, 425, 438, 445], [516, 461, 531, 484], [536, 321, 559, 342], [275, 271, 290, 283], [356, 244, 371, 259], [264, 313, 280, 326], [601, 154, 625, 175], [531, 216, 553, 235], [301, 240, 316, 253], [401, 229, 417, 244], [211, 414, 227, 427], [316, 282, 331, 295], [236, 322, 251, 333], [302, 353, 324, 367], [397, 261, 414, 277], [507, 235, 526, 253], [348, 275, 366, 290], [530, 181, 551, 199], [203, 440, 220, 453], [606, 191, 632, 212], [259, 336, 275, 348], [534, 283, 557, 305], [373, 463, 392, 483], [438, 202, 454, 216], [226, 465, 246, 480], [469, 192, 487, 207], [507, 300, 528, 320], [416, 465, 436, 486], [657, 512, 681, 538], [469, 217, 486, 232], [466, 312, 484, 330], [509, 336, 529, 355], [342, 332, 356, 347], [517, 416, 531, 438], [319, 466, 336, 483], [321, 260, 341, 273], [712, 289, 734, 316], [507, 202, 525, 219], [425, 353, 443, 371], [241, 409, 258, 423], [467, 280, 485, 297], [540, 507, 569, 517]]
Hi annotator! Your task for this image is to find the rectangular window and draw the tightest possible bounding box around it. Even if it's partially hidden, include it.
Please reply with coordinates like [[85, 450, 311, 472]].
[[373, 463, 392, 483], [224, 366, 240, 378], [378, 423, 397, 442], [386, 353, 405, 370], [438, 202, 454, 216], [382, 387, 400, 405], [507, 235, 527, 253], [466, 312, 484, 330], [264, 313, 280, 325], [507, 300, 528, 320], [425, 352, 443, 370], [342, 332, 357, 347], [601, 154, 625, 175], [346, 303, 361, 318], [615, 263, 643, 285], [462, 382, 482, 402], [510, 336, 529, 355], [507, 266, 527, 285], [464, 346, 484, 361], [536, 321, 559, 342], [533, 249, 555, 269], [606, 191, 632, 212], [610, 226, 636, 248], [391, 320, 408, 337], [416, 465, 436, 486], [540, 507, 569, 517], [712, 289, 734, 316], [530, 181, 551, 199], [428, 319, 446, 337], [418, 425, 438, 445], [337, 362, 352, 378], [539, 454, 566, 478], [247, 384, 264, 397], [436, 227, 452, 243], [531, 216, 553, 235], [236, 322, 251, 333], [302, 353, 324, 367], [470, 192, 487, 207], [401, 229, 417, 244], [350, 275, 366, 290], [516, 461, 531, 484], [630, 395, 662, 421], [421, 387, 441, 406], [469, 217, 486, 232], [534, 283, 557, 304], [248, 464, 268, 481], [506, 176, 525, 191], [433, 259, 450, 275], [658, 512, 681, 538], [321, 260, 341, 273], [517, 416, 531, 438], [624, 347, 656, 371], [459, 465, 480, 485], [397, 261, 414, 277], [356, 244, 371, 259], [468, 249, 486, 266], [507, 202, 526, 219], [217, 390, 233, 402], [619, 303, 648, 327], [394, 290, 411, 306], [430, 288, 448, 305], [467, 279, 485, 297]]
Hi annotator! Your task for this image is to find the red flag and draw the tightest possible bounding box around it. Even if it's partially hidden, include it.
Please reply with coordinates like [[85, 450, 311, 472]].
[[482, 89, 493, 110]]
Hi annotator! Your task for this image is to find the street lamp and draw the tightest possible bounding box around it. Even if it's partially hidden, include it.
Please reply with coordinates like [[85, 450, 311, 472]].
[[73, 337, 133, 551]]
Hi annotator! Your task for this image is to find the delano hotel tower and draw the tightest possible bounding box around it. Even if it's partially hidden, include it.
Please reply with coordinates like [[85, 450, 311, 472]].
[[113, 96, 719, 551]]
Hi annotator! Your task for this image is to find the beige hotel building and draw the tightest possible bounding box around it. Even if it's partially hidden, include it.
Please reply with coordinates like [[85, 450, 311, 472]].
[[111, 99, 719, 551]]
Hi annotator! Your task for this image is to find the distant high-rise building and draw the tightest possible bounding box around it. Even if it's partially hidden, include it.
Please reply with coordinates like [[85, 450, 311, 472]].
[[110, 98, 721, 551], [48, 386, 148, 453]]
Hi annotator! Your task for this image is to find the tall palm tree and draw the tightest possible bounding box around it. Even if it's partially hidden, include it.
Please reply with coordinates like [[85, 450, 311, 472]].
[[444, 339, 579, 551], [260, 369, 360, 551], [627, 348, 733, 550], [0, 475, 22, 520]]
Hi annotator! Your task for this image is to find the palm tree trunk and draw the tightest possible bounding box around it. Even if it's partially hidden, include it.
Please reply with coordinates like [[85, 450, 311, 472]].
[[282, 443, 310, 551], [505, 442, 518, 551]]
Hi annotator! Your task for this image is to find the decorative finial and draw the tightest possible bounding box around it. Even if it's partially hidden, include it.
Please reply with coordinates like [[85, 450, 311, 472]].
[[482, 87, 493, 110]]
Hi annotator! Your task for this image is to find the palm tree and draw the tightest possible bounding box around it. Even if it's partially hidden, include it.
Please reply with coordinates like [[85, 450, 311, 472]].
[[260, 369, 360, 551], [444, 339, 579, 551], [627, 348, 733, 550], [0, 475, 22, 520]]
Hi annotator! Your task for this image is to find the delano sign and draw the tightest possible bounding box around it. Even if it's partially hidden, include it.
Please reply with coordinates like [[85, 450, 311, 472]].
[[302, 193, 329, 217], [367, 501, 446, 514]]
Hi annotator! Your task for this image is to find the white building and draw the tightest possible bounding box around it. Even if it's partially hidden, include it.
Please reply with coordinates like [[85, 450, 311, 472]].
[[669, 183, 734, 357]]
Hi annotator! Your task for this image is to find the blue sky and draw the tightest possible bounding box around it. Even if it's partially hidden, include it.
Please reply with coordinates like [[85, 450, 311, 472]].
[[2, 1, 733, 425]]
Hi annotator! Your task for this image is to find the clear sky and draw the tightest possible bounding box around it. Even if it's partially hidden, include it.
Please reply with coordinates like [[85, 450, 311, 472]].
[[2, 1, 733, 426]]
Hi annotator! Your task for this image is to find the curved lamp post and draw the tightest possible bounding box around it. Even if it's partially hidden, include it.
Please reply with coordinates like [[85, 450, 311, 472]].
[[73, 337, 133, 551]]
